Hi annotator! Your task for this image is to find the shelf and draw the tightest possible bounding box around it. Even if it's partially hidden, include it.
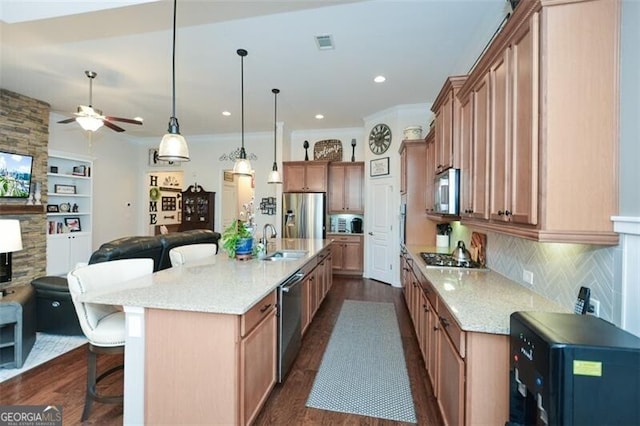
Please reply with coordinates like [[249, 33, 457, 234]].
[[48, 194, 91, 198], [47, 173, 90, 180], [47, 212, 91, 216], [0, 205, 45, 215]]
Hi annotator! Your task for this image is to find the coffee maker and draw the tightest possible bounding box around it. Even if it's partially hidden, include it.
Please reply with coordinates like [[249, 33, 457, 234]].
[[350, 218, 363, 233]]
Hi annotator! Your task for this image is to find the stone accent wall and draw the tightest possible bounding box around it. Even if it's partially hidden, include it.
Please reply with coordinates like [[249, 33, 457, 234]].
[[0, 89, 50, 287]]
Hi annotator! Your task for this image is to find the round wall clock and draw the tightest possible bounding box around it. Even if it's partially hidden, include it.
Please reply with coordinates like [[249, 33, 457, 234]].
[[369, 123, 392, 154]]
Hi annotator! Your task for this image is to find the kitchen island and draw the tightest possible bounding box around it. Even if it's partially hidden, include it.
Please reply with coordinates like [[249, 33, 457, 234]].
[[402, 244, 569, 425], [78, 238, 331, 425]]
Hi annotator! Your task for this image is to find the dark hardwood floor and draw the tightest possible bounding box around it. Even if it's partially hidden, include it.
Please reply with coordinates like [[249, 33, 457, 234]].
[[0, 276, 443, 425]]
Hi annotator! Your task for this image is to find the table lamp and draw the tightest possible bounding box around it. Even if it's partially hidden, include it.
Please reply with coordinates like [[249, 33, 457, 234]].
[[0, 219, 24, 289]]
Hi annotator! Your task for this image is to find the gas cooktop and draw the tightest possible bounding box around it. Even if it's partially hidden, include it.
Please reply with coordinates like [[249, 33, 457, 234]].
[[420, 252, 487, 270]]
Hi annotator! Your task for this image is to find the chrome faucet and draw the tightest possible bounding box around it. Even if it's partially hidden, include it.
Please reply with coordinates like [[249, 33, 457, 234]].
[[260, 224, 277, 253]]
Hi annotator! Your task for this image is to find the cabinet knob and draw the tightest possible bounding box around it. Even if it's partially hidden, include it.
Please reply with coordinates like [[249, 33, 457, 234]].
[[505, 210, 512, 216], [440, 316, 450, 328], [498, 210, 504, 216], [260, 303, 272, 313]]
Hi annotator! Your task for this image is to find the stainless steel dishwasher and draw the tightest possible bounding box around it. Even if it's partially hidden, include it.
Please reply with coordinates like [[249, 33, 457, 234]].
[[277, 270, 305, 383]]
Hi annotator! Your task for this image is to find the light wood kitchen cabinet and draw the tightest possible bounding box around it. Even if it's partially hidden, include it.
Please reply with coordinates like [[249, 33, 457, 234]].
[[282, 161, 329, 192], [459, 73, 491, 221], [145, 291, 277, 425], [431, 76, 466, 174], [302, 248, 332, 335], [399, 140, 435, 244], [404, 266, 510, 425], [458, 0, 620, 245], [330, 234, 363, 275], [328, 162, 364, 213], [424, 128, 436, 213]]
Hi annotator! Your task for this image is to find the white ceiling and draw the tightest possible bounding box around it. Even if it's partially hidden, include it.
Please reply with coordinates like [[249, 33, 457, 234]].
[[0, 0, 509, 138]]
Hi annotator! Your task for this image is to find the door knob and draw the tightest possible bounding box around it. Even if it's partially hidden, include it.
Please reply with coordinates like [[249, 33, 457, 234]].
[[368, 232, 373, 236]]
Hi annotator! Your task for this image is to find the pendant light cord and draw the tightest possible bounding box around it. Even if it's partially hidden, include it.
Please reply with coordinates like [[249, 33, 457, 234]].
[[273, 88, 279, 160], [171, 0, 177, 119], [241, 53, 244, 150]]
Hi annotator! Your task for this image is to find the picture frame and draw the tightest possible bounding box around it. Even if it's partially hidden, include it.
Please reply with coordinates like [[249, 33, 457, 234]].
[[72, 165, 86, 176], [64, 217, 81, 232], [46, 204, 59, 213], [55, 184, 76, 194], [370, 157, 390, 177]]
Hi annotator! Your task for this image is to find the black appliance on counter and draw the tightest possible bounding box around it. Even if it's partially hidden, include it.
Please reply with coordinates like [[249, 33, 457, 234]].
[[351, 217, 363, 234], [508, 311, 640, 425]]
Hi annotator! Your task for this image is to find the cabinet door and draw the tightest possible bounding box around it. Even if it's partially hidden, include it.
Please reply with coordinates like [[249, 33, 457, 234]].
[[425, 131, 436, 213], [241, 307, 277, 425], [342, 240, 363, 273], [69, 233, 92, 269], [46, 235, 69, 276], [283, 163, 306, 192], [490, 49, 510, 222], [304, 163, 328, 192], [437, 91, 454, 173], [509, 16, 538, 226], [459, 94, 473, 217], [331, 243, 344, 272], [471, 74, 491, 220], [328, 165, 346, 212], [344, 163, 364, 213], [437, 328, 465, 426], [400, 147, 407, 194]]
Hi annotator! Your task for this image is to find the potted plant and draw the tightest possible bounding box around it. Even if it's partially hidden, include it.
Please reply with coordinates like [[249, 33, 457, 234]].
[[221, 220, 254, 259]]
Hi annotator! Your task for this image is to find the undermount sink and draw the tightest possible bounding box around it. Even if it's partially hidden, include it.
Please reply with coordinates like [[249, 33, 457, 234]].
[[261, 250, 308, 261]]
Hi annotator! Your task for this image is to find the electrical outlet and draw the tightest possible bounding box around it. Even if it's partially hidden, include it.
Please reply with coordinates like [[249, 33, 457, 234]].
[[523, 269, 534, 286], [589, 298, 600, 317]]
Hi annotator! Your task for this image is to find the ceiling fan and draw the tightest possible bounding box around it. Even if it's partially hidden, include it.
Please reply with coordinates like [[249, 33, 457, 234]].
[[57, 70, 143, 132]]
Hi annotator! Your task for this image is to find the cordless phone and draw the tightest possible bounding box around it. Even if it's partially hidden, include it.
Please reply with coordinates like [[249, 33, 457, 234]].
[[574, 286, 591, 315]]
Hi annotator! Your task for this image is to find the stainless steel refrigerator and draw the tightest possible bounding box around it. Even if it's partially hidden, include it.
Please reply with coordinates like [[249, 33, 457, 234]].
[[282, 193, 326, 239]]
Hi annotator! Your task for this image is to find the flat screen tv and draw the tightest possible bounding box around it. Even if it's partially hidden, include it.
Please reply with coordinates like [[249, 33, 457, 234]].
[[0, 151, 34, 198]]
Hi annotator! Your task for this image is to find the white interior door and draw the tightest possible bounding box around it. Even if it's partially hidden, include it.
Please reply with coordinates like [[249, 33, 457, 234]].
[[221, 171, 238, 230], [367, 179, 395, 285]]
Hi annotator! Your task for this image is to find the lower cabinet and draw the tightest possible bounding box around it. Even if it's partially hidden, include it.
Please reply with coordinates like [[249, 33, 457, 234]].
[[302, 247, 333, 335], [145, 292, 277, 425], [331, 234, 363, 275], [46, 232, 91, 275], [405, 264, 510, 425]]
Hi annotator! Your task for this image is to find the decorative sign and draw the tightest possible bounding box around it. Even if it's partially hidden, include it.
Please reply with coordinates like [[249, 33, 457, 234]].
[[148, 148, 180, 167], [148, 171, 183, 227], [313, 139, 343, 161], [260, 197, 277, 215]]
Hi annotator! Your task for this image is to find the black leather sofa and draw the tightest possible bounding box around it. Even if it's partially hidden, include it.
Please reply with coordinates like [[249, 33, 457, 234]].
[[32, 229, 221, 335]]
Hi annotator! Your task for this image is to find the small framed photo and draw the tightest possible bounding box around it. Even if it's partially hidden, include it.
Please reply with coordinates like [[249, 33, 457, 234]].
[[64, 217, 81, 232], [55, 184, 76, 194], [370, 157, 390, 177], [47, 204, 59, 213], [73, 165, 86, 176], [50, 166, 58, 174]]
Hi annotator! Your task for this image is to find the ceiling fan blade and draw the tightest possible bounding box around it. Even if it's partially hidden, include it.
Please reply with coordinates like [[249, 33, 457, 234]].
[[105, 116, 143, 125], [57, 117, 77, 124], [102, 120, 126, 132]]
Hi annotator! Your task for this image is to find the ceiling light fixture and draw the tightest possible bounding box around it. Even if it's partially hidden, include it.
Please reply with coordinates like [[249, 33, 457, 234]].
[[315, 114, 324, 120], [374, 75, 386, 83], [158, 0, 190, 162], [76, 115, 103, 132], [267, 88, 282, 184], [232, 48, 252, 176]]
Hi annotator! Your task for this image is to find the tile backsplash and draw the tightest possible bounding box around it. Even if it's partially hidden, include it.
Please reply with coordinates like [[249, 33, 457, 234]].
[[451, 222, 617, 322]]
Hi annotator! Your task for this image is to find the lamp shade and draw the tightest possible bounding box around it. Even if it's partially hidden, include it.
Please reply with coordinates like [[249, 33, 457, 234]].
[[267, 166, 282, 184], [232, 157, 253, 176], [0, 220, 23, 253], [158, 132, 190, 162], [76, 116, 104, 132]]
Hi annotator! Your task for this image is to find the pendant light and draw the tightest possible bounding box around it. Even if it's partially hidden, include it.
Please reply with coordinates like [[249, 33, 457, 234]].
[[267, 88, 283, 184], [158, 0, 190, 162], [232, 48, 252, 175]]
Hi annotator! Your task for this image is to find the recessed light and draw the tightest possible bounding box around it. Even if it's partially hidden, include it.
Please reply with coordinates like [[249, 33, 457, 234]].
[[315, 114, 324, 120], [222, 111, 231, 116], [374, 75, 386, 83], [134, 116, 144, 122]]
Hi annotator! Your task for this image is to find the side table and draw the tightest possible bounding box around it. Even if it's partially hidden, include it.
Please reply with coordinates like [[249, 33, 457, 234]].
[[0, 285, 36, 369]]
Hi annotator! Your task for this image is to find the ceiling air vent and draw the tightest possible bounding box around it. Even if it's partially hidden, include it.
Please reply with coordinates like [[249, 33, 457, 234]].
[[315, 34, 334, 50]]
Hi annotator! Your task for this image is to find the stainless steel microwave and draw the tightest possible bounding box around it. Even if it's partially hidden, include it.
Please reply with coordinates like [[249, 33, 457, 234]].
[[434, 168, 460, 215]]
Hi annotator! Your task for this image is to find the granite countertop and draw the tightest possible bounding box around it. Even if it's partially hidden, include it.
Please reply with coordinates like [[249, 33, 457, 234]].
[[78, 238, 330, 315], [404, 244, 570, 335]]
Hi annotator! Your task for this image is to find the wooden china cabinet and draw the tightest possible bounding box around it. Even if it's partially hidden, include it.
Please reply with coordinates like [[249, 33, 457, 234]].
[[179, 184, 215, 231]]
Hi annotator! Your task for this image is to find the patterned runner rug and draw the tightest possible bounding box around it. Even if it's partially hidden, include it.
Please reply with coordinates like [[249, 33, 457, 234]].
[[306, 300, 417, 423]]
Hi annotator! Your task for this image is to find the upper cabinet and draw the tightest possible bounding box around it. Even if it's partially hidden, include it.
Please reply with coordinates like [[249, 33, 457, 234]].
[[283, 161, 329, 193], [424, 128, 436, 214], [458, 0, 620, 245], [431, 76, 467, 175], [328, 162, 364, 214]]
